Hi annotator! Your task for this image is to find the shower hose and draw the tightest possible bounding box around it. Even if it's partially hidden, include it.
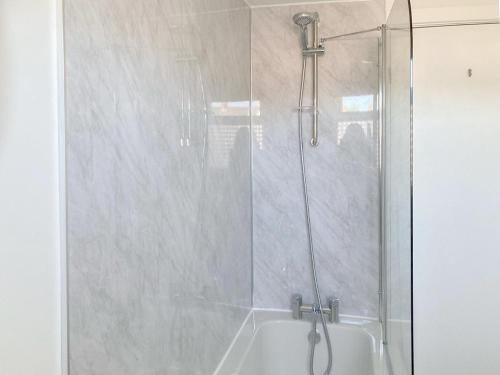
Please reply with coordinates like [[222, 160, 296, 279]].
[[297, 56, 333, 375]]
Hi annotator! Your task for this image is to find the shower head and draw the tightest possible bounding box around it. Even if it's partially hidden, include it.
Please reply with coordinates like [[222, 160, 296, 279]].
[[293, 12, 318, 49], [293, 12, 316, 27]]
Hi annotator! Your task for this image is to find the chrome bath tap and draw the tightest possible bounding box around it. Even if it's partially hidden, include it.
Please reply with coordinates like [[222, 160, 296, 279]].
[[292, 294, 340, 324]]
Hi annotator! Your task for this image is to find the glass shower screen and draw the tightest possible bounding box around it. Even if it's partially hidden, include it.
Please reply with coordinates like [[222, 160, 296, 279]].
[[382, 0, 413, 374]]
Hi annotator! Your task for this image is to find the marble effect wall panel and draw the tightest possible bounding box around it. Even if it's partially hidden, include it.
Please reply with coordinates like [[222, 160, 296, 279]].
[[65, 1, 252, 374], [251, 1, 384, 317]]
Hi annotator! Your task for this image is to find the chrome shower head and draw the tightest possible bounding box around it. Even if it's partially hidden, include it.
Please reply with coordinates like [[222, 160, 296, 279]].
[[293, 12, 318, 49], [293, 12, 316, 27]]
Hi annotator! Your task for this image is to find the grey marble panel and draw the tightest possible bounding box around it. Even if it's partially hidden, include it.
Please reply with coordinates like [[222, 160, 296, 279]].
[[65, 0, 252, 374], [251, 1, 384, 317]]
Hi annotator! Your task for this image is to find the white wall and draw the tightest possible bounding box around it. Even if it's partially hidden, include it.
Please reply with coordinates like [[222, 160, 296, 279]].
[[414, 24, 500, 375], [0, 1, 62, 375], [387, 0, 499, 22], [411, 2, 499, 23]]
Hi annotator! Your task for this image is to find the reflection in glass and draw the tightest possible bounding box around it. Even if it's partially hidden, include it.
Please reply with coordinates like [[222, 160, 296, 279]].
[[342, 95, 375, 112]]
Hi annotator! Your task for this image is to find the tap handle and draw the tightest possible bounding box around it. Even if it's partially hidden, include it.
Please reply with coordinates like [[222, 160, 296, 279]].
[[292, 294, 303, 320], [328, 297, 340, 323]]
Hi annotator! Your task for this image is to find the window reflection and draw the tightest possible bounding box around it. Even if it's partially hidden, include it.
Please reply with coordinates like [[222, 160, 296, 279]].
[[337, 121, 374, 145], [342, 95, 374, 113], [337, 94, 377, 146], [207, 101, 257, 168]]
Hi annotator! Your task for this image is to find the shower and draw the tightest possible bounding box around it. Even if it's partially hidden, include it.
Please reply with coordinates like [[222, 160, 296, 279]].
[[292, 12, 387, 375], [293, 11, 333, 375]]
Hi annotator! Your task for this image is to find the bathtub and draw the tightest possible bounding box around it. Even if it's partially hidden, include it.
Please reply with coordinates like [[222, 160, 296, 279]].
[[215, 310, 386, 375]]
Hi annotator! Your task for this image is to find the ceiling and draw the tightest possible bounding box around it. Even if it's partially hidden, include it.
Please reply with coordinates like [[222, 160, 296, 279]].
[[245, 0, 369, 8], [245, 0, 498, 8]]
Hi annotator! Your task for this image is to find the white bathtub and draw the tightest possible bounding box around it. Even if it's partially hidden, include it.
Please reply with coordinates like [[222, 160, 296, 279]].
[[215, 310, 386, 375]]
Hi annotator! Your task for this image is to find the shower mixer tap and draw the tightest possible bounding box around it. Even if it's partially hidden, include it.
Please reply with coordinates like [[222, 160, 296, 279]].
[[292, 294, 340, 323]]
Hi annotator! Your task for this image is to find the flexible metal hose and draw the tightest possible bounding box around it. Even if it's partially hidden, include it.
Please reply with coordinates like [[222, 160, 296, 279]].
[[298, 56, 333, 375]]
